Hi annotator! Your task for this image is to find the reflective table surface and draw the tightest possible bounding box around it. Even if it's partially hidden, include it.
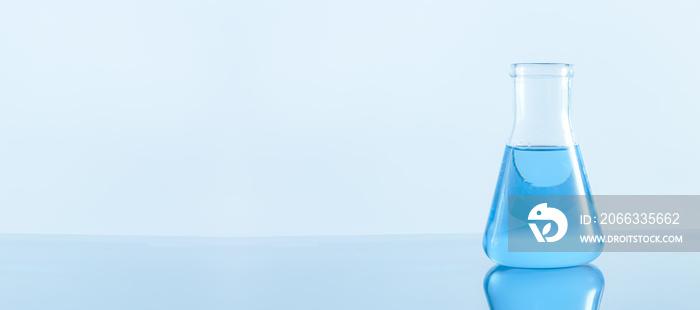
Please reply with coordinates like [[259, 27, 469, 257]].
[[0, 234, 697, 309]]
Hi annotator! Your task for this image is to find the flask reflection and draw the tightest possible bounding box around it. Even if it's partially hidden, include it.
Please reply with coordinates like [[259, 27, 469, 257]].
[[484, 264, 604, 310]]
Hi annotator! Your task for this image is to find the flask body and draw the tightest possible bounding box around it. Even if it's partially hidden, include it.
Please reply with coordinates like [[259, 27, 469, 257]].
[[482, 64, 602, 268]]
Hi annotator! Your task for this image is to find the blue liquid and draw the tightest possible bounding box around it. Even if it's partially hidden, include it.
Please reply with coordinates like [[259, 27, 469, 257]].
[[483, 145, 602, 268]]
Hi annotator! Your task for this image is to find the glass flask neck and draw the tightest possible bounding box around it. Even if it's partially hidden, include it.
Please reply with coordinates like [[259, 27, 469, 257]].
[[508, 64, 575, 147]]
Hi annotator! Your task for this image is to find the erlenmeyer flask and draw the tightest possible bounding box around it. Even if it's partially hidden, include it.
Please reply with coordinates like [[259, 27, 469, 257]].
[[483, 63, 602, 268]]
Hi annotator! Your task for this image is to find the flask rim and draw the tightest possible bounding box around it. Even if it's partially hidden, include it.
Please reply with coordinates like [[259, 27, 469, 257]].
[[510, 63, 574, 77]]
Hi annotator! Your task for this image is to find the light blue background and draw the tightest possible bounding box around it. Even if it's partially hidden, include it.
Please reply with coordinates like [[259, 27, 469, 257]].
[[1, 1, 698, 237]]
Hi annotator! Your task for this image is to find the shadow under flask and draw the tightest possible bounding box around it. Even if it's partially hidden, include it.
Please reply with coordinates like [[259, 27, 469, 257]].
[[483, 63, 602, 268]]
